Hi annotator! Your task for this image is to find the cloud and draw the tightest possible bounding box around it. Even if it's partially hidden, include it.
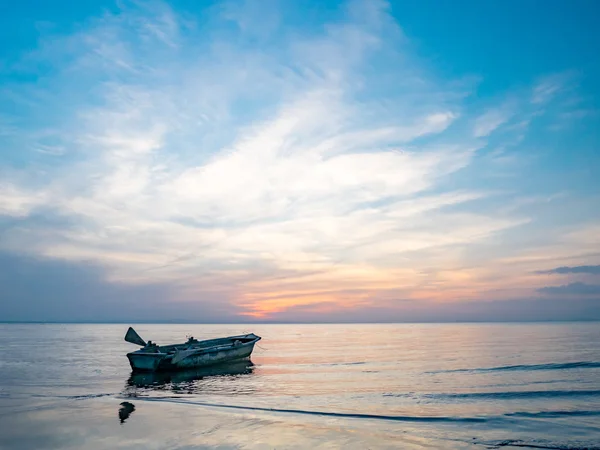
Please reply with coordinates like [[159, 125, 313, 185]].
[[0, 0, 597, 321], [255, 295, 600, 322], [0, 251, 235, 323], [531, 72, 574, 105], [536, 265, 600, 275], [538, 282, 600, 296], [473, 108, 513, 137], [0, 184, 47, 217]]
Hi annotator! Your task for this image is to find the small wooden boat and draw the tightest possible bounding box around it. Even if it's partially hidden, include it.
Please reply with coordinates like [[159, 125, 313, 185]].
[[124, 327, 261, 372]]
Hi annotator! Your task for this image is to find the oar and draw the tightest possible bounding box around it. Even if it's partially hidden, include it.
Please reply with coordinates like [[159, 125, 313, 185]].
[[124, 327, 147, 346]]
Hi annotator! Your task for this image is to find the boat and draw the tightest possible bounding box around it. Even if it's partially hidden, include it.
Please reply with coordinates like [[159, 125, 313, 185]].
[[124, 327, 261, 372]]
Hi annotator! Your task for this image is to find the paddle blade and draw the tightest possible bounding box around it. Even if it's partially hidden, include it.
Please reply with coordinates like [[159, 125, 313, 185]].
[[124, 327, 147, 346]]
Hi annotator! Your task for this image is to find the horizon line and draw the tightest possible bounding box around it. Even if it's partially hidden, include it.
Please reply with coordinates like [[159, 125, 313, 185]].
[[1, 319, 599, 325]]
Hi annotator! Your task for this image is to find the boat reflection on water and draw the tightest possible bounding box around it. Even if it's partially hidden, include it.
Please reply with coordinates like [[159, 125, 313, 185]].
[[118, 401, 135, 424], [124, 359, 256, 394]]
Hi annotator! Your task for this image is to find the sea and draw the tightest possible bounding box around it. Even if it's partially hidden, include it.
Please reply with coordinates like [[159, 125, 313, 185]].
[[0, 323, 599, 449]]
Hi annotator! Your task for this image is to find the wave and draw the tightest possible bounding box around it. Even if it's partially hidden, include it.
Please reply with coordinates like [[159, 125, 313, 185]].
[[328, 361, 366, 366], [28, 393, 116, 400], [132, 397, 487, 423], [473, 439, 600, 450], [27, 391, 600, 434], [383, 390, 600, 400], [428, 361, 600, 374], [505, 410, 600, 418], [68, 393, 115, 399], [309, 361, 366, 367], [30, 388, 600, 404], [432, 389, 600, 400], [129, 396, 600, 433]]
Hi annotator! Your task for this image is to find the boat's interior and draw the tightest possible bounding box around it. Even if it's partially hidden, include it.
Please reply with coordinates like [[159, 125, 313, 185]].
[[138, 334, 258, 354]]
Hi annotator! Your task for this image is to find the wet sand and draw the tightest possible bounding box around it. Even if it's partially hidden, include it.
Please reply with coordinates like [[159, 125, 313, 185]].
[[0, 396, 481, 449]]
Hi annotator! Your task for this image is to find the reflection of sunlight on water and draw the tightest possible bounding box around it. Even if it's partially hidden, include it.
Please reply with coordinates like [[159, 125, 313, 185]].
[[123, 360, 256, 397]]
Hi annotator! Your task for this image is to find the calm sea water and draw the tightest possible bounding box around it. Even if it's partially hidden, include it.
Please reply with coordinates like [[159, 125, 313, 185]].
[[0, 323, 599, 449]]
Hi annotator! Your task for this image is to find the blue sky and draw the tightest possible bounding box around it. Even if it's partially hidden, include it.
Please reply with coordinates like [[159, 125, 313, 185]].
[[0, 0, 599, 322]]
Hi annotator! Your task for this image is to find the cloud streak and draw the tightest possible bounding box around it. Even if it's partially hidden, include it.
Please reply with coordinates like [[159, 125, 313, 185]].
[[473, 107, 513, 137], [536, 265, 600, 275], [538, 282, 600, 297]]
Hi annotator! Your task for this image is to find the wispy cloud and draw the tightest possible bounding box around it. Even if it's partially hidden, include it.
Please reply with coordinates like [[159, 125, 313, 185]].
[[473, 107, 513, 137], [0, 184, 47, 217], [531, 72, 575, 105], [538, 282, 600, 296], [536, 265, 600, 275]]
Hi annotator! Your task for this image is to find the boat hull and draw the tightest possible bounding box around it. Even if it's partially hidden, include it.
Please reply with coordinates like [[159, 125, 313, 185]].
[[126, 352, 165, 372], [127, 335, 260, 372]]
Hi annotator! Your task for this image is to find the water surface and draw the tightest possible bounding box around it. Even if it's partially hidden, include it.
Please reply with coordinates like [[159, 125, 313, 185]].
[[0, 323, 599, 449]]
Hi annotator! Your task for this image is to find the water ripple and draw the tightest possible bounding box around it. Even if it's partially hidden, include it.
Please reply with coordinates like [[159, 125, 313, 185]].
[[428, 361, 600, 374]]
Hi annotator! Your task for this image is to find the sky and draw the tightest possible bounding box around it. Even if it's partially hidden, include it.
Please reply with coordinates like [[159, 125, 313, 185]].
[[0, 0, 599, 323]]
